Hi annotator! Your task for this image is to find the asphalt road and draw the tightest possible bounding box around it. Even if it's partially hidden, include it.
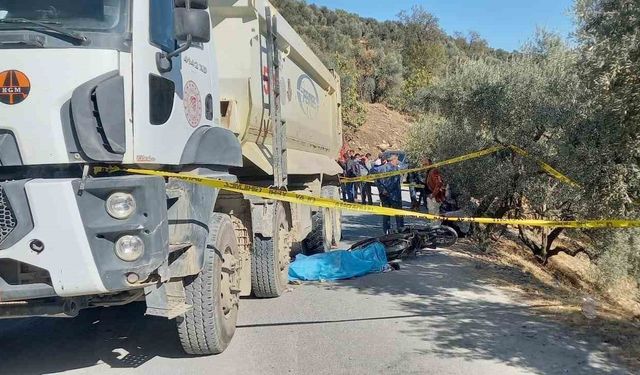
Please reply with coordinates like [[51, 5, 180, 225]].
[[0, 208, 632, 375]]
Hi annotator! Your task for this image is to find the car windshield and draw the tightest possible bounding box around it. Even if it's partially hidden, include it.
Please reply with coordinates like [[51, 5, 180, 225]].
[[0, 0, 126, 32]]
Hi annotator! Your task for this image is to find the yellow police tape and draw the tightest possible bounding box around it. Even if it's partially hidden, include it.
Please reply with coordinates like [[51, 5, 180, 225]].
[[508, 145, 581, 188], [340, 145, 580, 188], [94, 166, 640, 229]]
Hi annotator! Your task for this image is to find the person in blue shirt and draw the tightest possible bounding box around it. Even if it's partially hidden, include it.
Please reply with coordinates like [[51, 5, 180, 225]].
[[371, 154, 405, 234]]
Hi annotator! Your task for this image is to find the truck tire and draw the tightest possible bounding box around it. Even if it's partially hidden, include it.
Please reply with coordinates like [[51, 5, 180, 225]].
[[177, 213, 240, 355], [252, 203, 290, 298], [303, 210, 331, 254], [303, 185, 342, 254]]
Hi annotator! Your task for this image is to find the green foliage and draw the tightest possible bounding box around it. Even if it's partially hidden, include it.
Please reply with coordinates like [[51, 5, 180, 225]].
[[409, 32, 585, 259], [573, 0, 640, 216], [272, 0, 500, 113], [400, 67, 436, 110], [594, 229, 640, 287], [576, 0, 640, 130], [334, 53, 367, 129], [272, 0, 640, 292], [272, 0, 640, 289], [574, 0, 640, 289], [406, 1, 640, 290], [397, 6, 448, 75]]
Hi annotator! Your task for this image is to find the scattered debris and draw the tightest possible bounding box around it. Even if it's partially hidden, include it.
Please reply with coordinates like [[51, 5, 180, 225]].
[[582, 296, 599, 320]]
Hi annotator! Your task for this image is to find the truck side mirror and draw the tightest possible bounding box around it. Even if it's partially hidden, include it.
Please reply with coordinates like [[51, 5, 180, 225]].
[[156, 0, 211, 73], [175, 0, 208, 9], [174, 9, 210, 43]]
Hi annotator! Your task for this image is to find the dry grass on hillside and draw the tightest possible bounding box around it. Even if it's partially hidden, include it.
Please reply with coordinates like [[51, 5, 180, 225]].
[[344, 103, 413, 156]]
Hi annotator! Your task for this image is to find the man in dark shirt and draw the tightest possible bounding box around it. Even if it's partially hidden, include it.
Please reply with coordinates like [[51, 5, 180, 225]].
[[372, 154, 405, 234], [344, 150, 358, 202]]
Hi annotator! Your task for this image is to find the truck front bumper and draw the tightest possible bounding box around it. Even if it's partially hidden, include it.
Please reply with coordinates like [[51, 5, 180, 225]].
[[0, 176, 169, 300]]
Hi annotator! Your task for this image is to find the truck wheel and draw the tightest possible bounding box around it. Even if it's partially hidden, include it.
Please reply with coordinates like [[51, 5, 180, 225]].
[[252, 203, 290, 298], [303, 210, 331, 254], [303, 185, 342, 254], [177, 213, 240, 355]]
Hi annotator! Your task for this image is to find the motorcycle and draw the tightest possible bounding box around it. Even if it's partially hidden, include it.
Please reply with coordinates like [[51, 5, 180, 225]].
[[349, 225, 458, 261]]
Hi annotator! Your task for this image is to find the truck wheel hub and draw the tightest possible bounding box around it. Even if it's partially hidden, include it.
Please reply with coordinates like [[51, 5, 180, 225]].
[[220, 245, 239, 317]]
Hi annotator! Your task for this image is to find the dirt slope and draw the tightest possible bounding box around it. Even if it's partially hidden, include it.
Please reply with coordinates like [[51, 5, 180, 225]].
[[344, 103, 413, 156]]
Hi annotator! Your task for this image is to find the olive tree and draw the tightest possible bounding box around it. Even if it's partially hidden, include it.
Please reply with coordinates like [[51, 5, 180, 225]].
[[409, 32, 586, 261], [574, 0, 640, 286]]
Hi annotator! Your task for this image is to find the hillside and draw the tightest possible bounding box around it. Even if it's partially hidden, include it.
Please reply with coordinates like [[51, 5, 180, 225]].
[[271, 0, 506, 129], [344, 103, 412, 156]]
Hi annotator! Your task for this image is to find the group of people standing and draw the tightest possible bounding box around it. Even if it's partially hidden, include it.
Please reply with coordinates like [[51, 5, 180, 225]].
[[340, 149, 374, 205], [338, 149, 447, 234]]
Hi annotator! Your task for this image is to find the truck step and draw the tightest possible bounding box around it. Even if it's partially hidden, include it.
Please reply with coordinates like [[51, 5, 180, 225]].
[[146, 298, 192, 320], [144, 281, 192, 320]]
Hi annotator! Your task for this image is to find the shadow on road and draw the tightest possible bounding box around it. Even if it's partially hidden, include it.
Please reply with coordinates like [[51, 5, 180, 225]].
[[330, 213, 629, 375], [236, 303, 559, 329], [0, 211, 631, 374], [0, 211, 402, 375], [0, 303, 187, 374], [340, 205, 426, 246]]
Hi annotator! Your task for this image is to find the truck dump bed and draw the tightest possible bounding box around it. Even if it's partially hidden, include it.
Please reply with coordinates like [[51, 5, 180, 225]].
[[211, 0, 343, 176]]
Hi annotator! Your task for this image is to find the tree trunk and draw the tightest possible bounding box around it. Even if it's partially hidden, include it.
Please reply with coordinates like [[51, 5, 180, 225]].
[[519, 226, 567, 264], [518, 226, 543, 259]]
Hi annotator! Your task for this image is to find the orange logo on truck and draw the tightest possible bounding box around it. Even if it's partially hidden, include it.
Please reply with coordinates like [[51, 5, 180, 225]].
[[0, 70, 31, 105]]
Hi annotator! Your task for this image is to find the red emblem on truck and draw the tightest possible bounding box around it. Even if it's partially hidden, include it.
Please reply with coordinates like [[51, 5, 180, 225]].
[[0, 70, 31, 105], [183, 80, 202, 128]]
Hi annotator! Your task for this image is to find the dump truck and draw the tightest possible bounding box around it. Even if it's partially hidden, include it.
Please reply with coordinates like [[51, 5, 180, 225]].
[[0, 0, 343, 355]]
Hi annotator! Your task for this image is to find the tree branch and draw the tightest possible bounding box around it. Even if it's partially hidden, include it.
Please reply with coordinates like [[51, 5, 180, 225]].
[[544, 246, 591, 265], [544, 227, 564, 255], [533, 126, 547, 142], [518, 226, 543, 258]]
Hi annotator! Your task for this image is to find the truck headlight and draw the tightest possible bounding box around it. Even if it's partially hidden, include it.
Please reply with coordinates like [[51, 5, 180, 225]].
[[114, 235, 145, 262], [106, 192, 136, 220]]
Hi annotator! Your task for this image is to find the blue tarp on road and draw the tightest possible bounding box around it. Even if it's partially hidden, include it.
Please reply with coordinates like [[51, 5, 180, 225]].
[[288, 242, 388, 281]]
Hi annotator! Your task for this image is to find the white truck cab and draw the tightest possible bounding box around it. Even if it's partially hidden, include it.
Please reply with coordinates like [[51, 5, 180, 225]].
[[1, 0, 237, 166], [0, 0, 343, 355]]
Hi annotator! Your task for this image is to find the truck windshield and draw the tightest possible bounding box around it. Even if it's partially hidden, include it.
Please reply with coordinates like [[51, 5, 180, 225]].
[[0, 0, 126, 33]]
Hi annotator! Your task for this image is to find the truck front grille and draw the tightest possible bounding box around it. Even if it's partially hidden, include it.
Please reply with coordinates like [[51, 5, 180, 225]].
[[0, 186, 17, 244]]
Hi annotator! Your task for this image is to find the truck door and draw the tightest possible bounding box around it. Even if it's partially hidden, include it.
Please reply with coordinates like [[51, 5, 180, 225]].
[[130, 0, 218, 165]]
